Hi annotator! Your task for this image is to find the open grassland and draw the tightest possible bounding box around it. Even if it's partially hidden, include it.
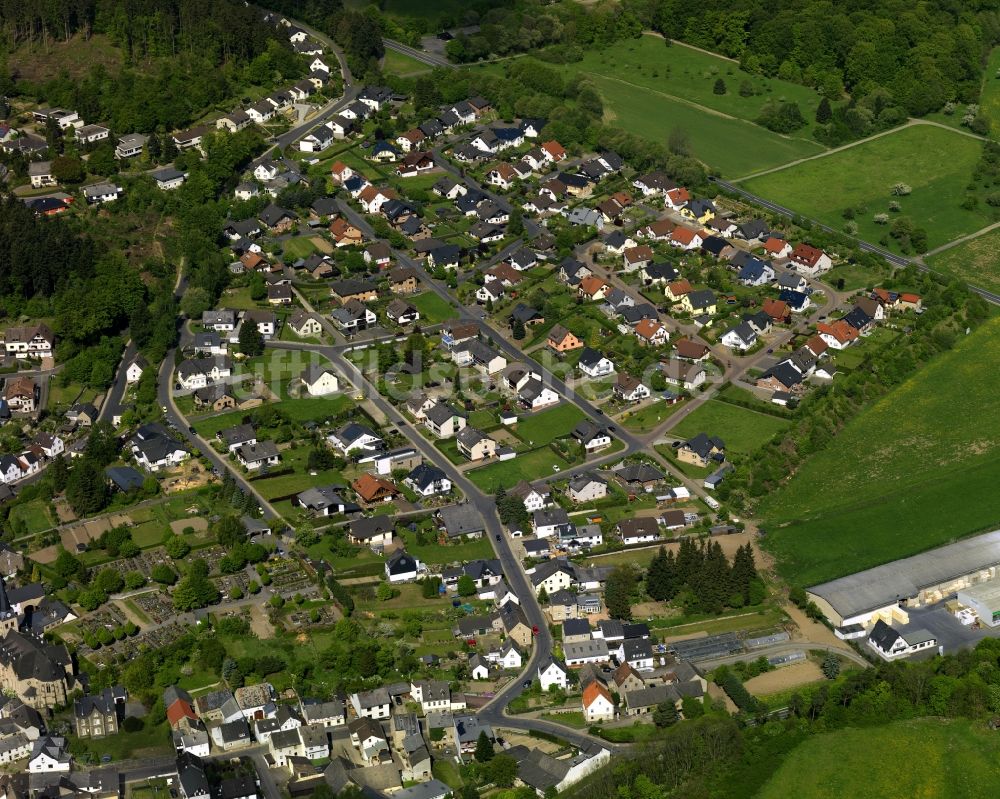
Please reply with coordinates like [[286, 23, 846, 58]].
[[980, 46, 1000, 136], [756, 719, 1000, 799], [553, 35, 826, 176], [473, 35, 826, 176], [742, 124, 990, 251], [671, 400, 790, 456], [382, 48, 432, 77], [927, 226, 1000, 295], [759, 317, 1000, 586], [563, 35, 824, 138]]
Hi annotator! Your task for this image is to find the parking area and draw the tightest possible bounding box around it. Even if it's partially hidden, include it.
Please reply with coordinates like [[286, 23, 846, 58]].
[[900, 603, 998, 654]]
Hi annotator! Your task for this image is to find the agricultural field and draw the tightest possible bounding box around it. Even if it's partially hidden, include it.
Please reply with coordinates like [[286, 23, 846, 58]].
[[742, 124, 991, 251], [757, 719, 1000, 799], [759, 317, 1000, 586], [671, 400, 790, 456], [926, 226, 1000, 295]]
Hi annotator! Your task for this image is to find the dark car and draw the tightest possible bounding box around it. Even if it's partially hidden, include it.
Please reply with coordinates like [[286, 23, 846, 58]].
[[495, 534, 501, 541], [766, 348, 773, 354], [522, 680, 532, 688], [189, 426, 196, 434]]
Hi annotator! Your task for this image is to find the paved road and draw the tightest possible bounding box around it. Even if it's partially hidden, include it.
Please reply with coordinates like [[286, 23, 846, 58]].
[[254, 26, 356, 165], [98, 338, 137, 423]]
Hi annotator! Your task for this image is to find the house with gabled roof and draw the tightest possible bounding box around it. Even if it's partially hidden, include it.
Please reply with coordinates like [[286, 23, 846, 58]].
[[789, 243, 832, 276], [547, 324, 583, 353], [677, 433, 725, 468]]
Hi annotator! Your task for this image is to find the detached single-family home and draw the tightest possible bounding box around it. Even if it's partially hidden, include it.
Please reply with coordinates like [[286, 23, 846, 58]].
[[677, 433, 725, 468], [789, 243, 832, 276], [578, 348, 615, 378], [614, 374, 650, 403], [582, 682, 615, 722]]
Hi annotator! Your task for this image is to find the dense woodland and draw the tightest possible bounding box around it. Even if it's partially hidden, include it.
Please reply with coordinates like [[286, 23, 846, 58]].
[[0, 0, 303, 134]]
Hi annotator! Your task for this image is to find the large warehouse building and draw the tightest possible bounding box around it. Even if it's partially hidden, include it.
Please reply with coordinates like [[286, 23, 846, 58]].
[[807, 529, 1000, 629]]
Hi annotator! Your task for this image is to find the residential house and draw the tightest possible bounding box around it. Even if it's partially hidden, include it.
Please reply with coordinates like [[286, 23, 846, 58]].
[[617, 518, 660, 545], [538, 658, 568, 690], [578, 348, 615, 378], [614, 374, 650, 403], [404, 464, 451, 497], [571, 421, 612, 454], [386, 550, 423, 583], [456, 428, 498, 461], [351, 473, 400, 505], [582, 682, 615, 722], [634, 319, 669, 347], [677, 433, 725, 468], [348, 515, 394, 547], [567, 473, 608, 504], [423, 401, 467, 439], [789, 243, 832, 276]]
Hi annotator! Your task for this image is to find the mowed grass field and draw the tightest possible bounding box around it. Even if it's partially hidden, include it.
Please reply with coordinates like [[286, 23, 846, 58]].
[[474, 35, 826, 176], [671, 400, 790, 456], [759, 317, 1000, 586], [927, 226, 1000, 294], [757, 719, 1000, 799], [742, 124, 991, 251], [562, 35, 825, 140]]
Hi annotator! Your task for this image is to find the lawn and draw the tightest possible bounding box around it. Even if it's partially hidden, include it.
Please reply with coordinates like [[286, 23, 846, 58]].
[[512, 404, 585, 446], [411, 291, 457, 324], [10, 499, 55, 534], [281, 236, 320, 261], [467, 447, 569, 493], [398, 529, 495, 564], [759, 317, 1000, 586], [671, 400, 790, 456], [757, 718, 1000, 799], [619, 399, 686, 433], [382, 48, 432, 77], [193, 397, 354, 438], [927, 226, 1000, 295], [741, 124, 991, 251]]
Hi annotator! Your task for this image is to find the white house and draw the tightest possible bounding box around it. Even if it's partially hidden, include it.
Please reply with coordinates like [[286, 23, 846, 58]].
[[867, 620, 937, 661], [721, 322, 757, 351], [125, 355, 146, 383], [301, 365, 339, 396], [583, 683, 616, 723], [28, 737, 70, 773], [577, 348, 615, 378], [538, 658, 568, 691]]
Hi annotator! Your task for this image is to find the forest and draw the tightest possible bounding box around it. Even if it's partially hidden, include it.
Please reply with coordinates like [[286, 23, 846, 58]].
[[0, 0, 303, 134], [624, 0, 999, 123]]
